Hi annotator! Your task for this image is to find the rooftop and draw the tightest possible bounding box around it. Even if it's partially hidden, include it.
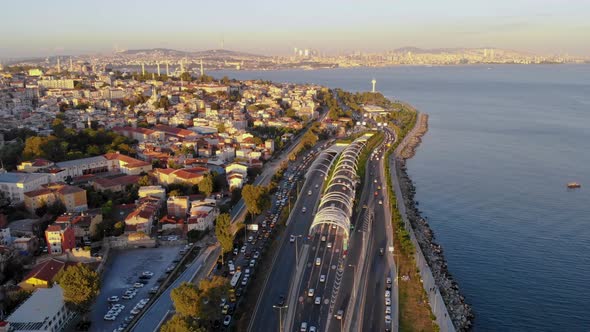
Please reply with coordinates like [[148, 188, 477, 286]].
[[6, 285, 65, 327]]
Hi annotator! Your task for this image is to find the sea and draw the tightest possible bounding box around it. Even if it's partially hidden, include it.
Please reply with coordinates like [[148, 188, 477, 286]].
[[214, 65, 590, 331]]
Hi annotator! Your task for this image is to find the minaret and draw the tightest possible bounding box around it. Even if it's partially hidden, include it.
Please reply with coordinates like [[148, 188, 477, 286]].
[[69, 57, 73, 72], [157, 62, 161, 76], [166, 61, 169, 76], [371, 79, 376, 93], [180, 59, 184, 73], [141, 63, 145, 76], [87, 116, 92, 128], [56, 57, 61, 73], [200, 59, 204, 76]]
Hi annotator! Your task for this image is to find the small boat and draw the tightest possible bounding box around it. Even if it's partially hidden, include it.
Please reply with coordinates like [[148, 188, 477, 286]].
[[567, 182, 581, 189]]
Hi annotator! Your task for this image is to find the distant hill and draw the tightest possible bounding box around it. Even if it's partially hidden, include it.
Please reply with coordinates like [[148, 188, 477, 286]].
[[117, 48, 267, 59]]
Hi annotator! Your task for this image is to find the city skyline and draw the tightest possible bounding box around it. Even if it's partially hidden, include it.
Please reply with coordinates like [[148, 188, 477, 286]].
[[1, 0, 590, 58]]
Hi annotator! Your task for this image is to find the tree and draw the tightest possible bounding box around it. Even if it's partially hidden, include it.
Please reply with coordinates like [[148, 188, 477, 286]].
[[138, 175, 151, 186], [161, 314, 204, 332], [197, 276, 230, 318], [216, 122, 226, 134], [198, 174, 214, 197], [215, 213, 233, 264], [180, 72, 192, 82], [171, 282, 202, 317], [241, 184, 270, 218], [56, 263, 100, 318], [51, 118, 66, 137], [169, 189, 183, 197], [285, 108, 297, 118]]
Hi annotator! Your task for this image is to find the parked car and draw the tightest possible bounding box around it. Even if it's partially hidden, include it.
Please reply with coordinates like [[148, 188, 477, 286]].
[[223, 315, 231, 326]]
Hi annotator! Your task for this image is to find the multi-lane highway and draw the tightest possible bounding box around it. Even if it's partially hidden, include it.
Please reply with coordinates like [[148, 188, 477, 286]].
[[248, 144, 345, 332]]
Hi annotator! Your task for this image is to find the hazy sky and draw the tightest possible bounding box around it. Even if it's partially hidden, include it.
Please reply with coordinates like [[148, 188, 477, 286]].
[[1, 0, 589, 58]]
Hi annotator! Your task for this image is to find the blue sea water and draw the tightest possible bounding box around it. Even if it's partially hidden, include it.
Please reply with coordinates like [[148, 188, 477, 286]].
[[213, 65, 590, 331]]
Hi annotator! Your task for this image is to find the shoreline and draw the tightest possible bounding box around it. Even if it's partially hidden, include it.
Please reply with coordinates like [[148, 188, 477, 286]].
[[395, 114, 474, 331]]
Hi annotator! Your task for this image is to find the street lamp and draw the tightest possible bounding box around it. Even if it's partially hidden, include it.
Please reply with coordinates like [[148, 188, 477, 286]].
[[273, 304, 288, 332]]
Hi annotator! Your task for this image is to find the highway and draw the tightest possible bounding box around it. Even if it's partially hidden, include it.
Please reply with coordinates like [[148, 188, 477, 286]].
[[360, 128, 397, 332], [248, 144, 344, 332], [230, 111, 328, 226], [290, 137, 371, 332]]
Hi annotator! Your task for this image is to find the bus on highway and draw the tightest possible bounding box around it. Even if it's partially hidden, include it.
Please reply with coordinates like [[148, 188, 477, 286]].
[[230, 271, 242, 288]]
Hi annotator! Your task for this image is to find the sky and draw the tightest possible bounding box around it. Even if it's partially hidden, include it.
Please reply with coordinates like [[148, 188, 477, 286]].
[[1, 0, 589, 58]]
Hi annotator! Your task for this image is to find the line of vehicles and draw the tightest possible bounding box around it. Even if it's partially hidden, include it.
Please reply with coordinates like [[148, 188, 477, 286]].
[[216, 148, 321, 328]]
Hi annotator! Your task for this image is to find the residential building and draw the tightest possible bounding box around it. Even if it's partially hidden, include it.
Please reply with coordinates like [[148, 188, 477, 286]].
[[187, 204, 218, 232], [154, 167, 208, 186], [0, 172, 50, 204], [45, 223, 75, 255], [17, 159, 55, 172], [0, 227, 11, 246], [18, 258, 72, 290], [124, 196, 161, 234], [167, 196, 189, 218], [38, 79, 76, 89], [24, 183, 87, 214], [5, 285, 74, 332], [138, 185, 166, 200]]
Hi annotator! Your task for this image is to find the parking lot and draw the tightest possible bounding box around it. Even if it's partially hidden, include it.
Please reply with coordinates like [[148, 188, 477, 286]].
[[89, 245, 183, 332]]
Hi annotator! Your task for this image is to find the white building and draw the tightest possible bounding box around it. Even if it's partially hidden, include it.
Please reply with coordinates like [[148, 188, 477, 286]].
[[187, 204, 218, 232], [0, 172, 50, 204], [5, 285, 74, 332], [0, 227, 12, 246]]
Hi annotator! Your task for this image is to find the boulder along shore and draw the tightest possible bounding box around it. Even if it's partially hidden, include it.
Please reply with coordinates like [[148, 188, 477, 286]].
[[397, 114, 475, 331]]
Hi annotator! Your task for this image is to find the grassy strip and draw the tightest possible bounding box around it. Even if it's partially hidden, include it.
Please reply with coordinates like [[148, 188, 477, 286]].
[[384, 119, 439, 332]]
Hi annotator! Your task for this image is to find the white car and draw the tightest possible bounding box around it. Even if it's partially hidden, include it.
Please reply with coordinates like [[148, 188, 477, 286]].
[[290, 235, 295, 243], [307, 288, 314, 297], [112, 304, 125, 310], [240, 246, 247, 253], [315, 257, 321, 266], [131, 308, 141, 315], [142, 271, 154, 277], [104, 315, 116, 321], [300, 322, 308, 332], [321, 235, 326, 242], [327, 242, 332, 249], [385, 306, 392, 315], [378, 200, 383, 205], [385, 315, 392, 324], [133, 282, 144, 288], [308, 190, 312, 196], [309, 327, 317, 332], [315, 184, 319, 188], [302, 207, 307, 213], [319, 274, 326, 283], [108, 296, 120, 302], [315, 296, 321, 305], [385, 290, 391, 298], [385, 298, 391, 306], [223, 315, 232, 326]]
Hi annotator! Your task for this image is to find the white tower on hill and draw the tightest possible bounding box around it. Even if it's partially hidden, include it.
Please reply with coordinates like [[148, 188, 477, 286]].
[[371, 79, 376, 93]]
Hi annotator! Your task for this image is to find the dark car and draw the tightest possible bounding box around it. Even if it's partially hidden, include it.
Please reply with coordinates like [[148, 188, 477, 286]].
[[278, 295, 285, 306]]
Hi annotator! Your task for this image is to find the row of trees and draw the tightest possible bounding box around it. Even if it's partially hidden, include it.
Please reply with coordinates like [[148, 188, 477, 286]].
[[21, 126, 136, 162]]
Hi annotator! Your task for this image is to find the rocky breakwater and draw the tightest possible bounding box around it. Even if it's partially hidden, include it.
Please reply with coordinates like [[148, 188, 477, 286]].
[[396, 114, 474, 330], [399, 113, 429, 159]]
